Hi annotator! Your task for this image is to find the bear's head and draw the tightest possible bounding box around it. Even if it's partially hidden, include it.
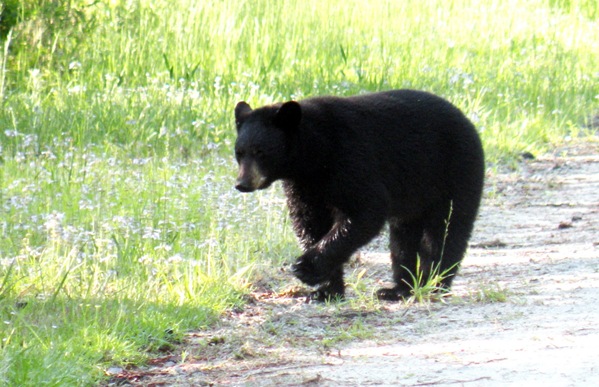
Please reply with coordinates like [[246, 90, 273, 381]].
[[233, 100, 302, 192]]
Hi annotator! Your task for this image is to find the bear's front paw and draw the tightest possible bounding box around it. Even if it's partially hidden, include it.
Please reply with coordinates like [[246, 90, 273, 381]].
[[306, 281, 345, 303], [307, 288, 344, 303], [291, 252, 327, 286]]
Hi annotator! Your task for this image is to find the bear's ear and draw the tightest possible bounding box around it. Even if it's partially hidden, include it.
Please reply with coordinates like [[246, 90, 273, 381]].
[[273, 101, 302, 130], [235, 101, 252, 129]]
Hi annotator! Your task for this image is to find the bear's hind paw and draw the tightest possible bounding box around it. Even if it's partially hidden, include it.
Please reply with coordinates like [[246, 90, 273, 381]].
[[376, 286, 411, 302]]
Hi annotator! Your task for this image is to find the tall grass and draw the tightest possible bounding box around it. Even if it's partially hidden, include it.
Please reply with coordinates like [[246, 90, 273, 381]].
[[0, 0, 597, 384], [3, 0, 597, 159], [0, 147, 294, 384]]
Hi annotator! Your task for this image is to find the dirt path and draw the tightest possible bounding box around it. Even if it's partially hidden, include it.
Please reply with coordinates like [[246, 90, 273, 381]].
[[109, 142, 599, 386]]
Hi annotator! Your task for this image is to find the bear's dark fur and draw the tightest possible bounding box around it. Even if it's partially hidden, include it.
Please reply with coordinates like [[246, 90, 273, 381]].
[[234, 90, 484, 301]]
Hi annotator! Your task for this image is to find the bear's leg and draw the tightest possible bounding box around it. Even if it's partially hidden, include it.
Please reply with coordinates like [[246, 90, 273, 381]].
[[284, 183, 334, 250], [434, 203, 477, 290], [292, 211, 386, 293], [376, 221, 423, 301], [419, 200, 477, 292], [417, 203, 454, 292], [287, 182, 388, 300], [284, 185, 345, 297]]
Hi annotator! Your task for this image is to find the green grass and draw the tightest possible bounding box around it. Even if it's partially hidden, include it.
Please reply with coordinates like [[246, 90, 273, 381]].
[[469, 282, 510, 303], [0, 151, 294, 384], [0, 0, 597, 384], [401, 258, 456, 304]]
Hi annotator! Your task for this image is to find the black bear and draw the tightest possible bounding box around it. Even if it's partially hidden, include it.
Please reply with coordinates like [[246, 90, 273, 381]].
[[234, 90, 484, 301]]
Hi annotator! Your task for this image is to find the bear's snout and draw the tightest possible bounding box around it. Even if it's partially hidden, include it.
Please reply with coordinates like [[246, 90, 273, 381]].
[[235, 161, 267, 192], [235, 179, 255, 192]]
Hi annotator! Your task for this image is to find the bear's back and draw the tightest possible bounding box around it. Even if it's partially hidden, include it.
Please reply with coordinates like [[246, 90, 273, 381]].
[[293, 90, 484, 218]]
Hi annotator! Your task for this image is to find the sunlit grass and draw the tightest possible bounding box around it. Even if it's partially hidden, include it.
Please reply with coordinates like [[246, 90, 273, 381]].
[[0, 146, 295, 384], [3, 0, 597, 161], [0, 0, 597, 384]]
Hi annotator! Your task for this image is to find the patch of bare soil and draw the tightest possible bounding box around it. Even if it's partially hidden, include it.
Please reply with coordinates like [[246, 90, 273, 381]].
[[108, 142, 599, 386]]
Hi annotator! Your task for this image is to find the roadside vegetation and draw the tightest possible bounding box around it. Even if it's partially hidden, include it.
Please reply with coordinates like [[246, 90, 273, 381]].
[[0, 0, 597, 384]]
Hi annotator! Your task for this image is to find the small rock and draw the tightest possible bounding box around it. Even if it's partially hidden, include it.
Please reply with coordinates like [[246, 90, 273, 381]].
[[473, 239, 507, 248], [106, 366, 123, 375], [521, 151, 535, 160], [558, 221, 573, 229]]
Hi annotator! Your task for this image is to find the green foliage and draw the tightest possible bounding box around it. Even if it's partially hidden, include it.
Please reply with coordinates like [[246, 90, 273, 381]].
[[548, 0, 598, 19], [470, 282, 510, 303], [401, 258, 456, 304], [0, 147, 295, 384], [321, 318, 374, 349], [0, 0, 96, 74], [0, 0, 597, 384], [1, 0, 597, 161]]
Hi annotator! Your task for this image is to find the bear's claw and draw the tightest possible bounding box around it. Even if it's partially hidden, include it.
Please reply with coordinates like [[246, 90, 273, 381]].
[[307, 288, 345, 303]]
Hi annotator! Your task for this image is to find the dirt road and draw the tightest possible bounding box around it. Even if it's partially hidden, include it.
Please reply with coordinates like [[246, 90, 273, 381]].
[[109, 142, 599, 386]]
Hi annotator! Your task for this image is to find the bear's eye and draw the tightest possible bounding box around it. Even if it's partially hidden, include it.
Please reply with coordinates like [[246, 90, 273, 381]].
[[253, 149, 264, 159]]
